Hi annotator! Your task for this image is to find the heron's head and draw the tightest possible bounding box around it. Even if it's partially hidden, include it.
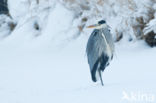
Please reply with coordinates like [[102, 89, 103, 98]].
[[87, 20, 108, 29]]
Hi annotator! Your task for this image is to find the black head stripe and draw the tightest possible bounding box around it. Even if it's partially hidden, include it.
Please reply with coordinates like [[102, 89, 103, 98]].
[[98, 20, 106, 25]]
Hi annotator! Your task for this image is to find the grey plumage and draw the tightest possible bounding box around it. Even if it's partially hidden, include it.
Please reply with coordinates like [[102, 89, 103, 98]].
[[86, 20, 114, 86]]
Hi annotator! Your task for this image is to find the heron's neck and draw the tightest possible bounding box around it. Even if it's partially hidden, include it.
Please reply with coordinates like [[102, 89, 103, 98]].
[[101, 24, 108, 28]]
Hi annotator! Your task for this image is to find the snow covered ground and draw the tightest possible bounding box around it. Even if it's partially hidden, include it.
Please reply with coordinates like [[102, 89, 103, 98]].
[[0, 0, 156, 103], [0, 35, 156, 103]]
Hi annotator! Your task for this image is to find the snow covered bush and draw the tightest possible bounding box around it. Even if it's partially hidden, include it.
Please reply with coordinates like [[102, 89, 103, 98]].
[[0, 14, 15, 38], [0, 0, 156, 46], [61, 0, 156, 42], [143, 3, 156, 47]]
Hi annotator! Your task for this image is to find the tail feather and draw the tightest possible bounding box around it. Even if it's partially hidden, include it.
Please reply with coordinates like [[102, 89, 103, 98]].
[[91, 59, 99, 82], [100, 54, 109, 71], [91, 53, 109, 82]]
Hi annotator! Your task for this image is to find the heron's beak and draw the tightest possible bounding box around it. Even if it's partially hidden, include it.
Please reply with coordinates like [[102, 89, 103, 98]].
[[87, 24, 99, 28]]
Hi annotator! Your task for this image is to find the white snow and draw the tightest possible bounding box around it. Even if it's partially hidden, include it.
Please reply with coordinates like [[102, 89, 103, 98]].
[[0, 0, 156, 103], [0, 35, 156, 103]]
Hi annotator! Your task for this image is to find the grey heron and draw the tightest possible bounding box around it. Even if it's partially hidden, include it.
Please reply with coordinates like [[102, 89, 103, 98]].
[[86, 20, 114, 86]]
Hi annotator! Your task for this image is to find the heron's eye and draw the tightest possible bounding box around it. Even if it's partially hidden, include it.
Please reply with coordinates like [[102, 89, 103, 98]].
[[98, 20, 106, 25]]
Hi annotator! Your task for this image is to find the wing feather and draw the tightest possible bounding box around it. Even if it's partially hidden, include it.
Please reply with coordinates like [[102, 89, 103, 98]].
[[86, 29, 107, 71]]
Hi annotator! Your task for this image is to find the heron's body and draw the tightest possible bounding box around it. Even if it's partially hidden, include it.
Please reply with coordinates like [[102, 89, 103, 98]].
[[86, 20, 114, 85]]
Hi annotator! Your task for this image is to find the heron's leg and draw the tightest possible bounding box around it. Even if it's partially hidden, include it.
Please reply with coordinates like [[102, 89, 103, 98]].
[[98, 69, 104, 86]]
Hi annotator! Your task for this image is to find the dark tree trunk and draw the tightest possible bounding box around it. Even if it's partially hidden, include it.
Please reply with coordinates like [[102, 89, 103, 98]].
[[145, 31, 156, 47], [0, 0, 9, 14]]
